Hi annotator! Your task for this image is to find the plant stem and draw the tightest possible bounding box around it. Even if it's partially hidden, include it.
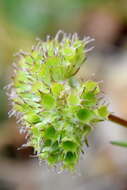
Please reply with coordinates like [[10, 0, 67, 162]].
[[108, 114, 127, 128]]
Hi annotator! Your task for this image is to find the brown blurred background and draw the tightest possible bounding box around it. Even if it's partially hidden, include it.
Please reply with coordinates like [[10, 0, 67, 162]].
[[0, 0, 127, 189]]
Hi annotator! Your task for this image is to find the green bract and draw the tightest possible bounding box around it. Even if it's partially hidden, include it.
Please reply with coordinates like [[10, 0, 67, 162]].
[[9, 31, 109, 171]]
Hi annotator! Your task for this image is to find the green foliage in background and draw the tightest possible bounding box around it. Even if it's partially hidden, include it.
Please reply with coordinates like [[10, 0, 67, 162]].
[[111, 141, 127, 148], [1, 0, 121, 35], [9, 31, 109, 171]]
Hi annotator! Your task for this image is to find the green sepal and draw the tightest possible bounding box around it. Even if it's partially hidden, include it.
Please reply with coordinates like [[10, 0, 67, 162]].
[[41, 94, 56, 110], [77, 108, 95, 122]]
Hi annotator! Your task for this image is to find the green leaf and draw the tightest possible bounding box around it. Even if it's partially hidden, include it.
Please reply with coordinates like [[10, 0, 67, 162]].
[[39, 64, 51, 84], [77, 108, 94, 122], [111, 141, 127, 147], [64, 152, 77, 164], [44, 126, 57, 140], [24, 113, 41, 124], [51, 83, 63, 97], [83, 125, 92, 136], [32, 81, 49, 93], [97, 106, 109, 118], [39, 152, 48, 159], [31, 127, 40, 136], [62, 140, 77, 151], [67, 92, 80, 105], [62, 46, 75, 57], [44, 139, 52, 146], [84, 81, 100, 94], [48, 153, 59, 165], [25, 56, 33, 64], [14, 71, 29, 84], [51, 141, 59, 152], [51, 66, 65, 81], [41, 94, 55, 110], [82, 92, 97, 106]]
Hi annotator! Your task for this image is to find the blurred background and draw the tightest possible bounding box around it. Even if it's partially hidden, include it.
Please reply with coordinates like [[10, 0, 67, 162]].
[[0, 0, 127, 189]]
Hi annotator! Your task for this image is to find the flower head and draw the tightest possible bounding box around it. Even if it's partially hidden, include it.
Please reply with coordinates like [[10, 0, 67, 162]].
[[8, 31, 109, 171]]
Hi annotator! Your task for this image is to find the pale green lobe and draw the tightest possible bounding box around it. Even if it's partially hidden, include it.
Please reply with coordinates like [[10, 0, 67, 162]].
[[67, 92, 80, 105], [51, 83, 63, 97], [41, 94, 56, 110], [77, 108, 95, 122], [48, 153, 59, 165], [44, 126, 57, 139], [97, 106, 109, 118], [40, 64, 51, 84], [65, 152, 77, 163], [31, 127, 40, 136], [24, 112, 41, 124], [32, 81, 49, 93], [84, 81, 100, 94], [82, 92, 97, 107], [83, 125, 92, 136], [62, 140, 77, 152]]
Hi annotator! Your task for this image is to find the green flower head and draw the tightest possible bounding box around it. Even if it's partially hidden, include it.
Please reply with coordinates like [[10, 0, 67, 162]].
[[8, 31, 109, 171]]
